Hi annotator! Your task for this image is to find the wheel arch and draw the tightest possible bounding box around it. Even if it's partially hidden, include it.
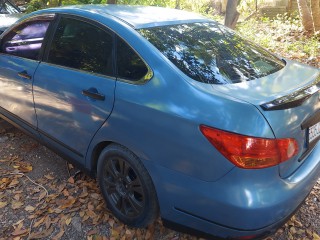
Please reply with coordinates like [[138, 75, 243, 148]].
[[89, 141, 113, 177]]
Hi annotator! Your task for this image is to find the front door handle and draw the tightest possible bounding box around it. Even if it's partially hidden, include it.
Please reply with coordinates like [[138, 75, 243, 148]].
[[82, 88, 105, 101], [18, 70, 32, 80]]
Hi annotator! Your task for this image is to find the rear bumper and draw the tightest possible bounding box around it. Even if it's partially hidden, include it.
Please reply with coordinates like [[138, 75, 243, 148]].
[[143, 141, 320, 239]]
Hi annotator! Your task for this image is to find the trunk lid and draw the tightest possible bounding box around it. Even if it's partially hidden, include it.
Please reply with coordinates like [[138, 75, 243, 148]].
[[213, 60, 320, 178]]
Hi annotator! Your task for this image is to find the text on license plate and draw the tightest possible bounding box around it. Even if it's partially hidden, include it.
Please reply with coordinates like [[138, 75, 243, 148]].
[[309, 122, 320, 143]]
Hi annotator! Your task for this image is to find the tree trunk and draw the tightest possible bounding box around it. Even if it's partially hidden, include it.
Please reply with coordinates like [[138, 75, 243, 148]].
[[311, 0, 320, 31], [107, 0, 117, 4], [297, 0, 314, 32], [287, 0, 293, 16], [175, 0, 180, 9], [224, 0, 240, 29]]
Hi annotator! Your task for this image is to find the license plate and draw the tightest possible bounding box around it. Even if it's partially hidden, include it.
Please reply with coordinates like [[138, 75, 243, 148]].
[[309, 122, 320, 143]]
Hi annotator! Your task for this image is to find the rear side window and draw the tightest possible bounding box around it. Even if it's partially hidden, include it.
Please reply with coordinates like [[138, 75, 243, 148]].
[[116, 37, 149, 81], [47, 17, 114, 76], [1, 20, 50, 60], [139, 22, 285, 84]]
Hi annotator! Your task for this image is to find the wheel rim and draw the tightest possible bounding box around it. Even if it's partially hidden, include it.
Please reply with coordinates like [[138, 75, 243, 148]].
[[103, 156, 145, 218]]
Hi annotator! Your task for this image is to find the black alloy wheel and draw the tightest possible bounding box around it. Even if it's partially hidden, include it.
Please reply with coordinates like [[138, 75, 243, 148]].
[[97, 144, 159, 227]]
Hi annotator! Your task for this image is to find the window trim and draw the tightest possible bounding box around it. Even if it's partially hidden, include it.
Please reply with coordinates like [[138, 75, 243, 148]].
[[43, 13, 117, 80], [43, 13, 153, 84], [115, 35, 153, 85], [0, 13, 56, 61]]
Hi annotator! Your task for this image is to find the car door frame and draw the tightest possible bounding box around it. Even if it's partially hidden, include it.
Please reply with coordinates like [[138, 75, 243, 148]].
[[0, 13, 57, 139], [32, 13, 118, 172]]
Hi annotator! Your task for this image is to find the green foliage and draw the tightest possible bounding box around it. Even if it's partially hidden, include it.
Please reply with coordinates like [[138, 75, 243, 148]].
[[26, 0, 47, 13], [237, 15, 320, 66]]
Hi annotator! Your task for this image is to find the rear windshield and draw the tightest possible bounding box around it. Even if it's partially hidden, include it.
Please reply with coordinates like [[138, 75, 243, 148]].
[[139, 22, 285, 84]]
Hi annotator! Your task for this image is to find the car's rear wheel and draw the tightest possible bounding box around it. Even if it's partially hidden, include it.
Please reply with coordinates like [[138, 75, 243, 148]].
[[97, 144, 159, 227]]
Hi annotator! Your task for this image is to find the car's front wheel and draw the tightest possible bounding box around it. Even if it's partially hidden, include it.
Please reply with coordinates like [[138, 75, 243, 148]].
[[97, 144, 159, 227]]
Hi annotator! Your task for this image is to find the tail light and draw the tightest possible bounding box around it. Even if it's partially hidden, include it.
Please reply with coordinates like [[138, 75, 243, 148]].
[[200, 125, 298, 169]]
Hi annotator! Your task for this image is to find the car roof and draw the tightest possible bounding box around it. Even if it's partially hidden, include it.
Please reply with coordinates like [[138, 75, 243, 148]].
[[41, 5, 210, 29]]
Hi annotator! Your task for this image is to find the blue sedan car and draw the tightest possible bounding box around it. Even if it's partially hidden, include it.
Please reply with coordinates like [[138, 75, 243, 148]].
[[0, 5, 320, 239]]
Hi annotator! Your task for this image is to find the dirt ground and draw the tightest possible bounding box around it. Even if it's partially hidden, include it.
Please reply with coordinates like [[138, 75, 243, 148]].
[[0, 119, 319, 240]]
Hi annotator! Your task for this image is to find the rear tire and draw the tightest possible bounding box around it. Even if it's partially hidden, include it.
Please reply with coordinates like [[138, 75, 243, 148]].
[[97, 144, 159, 227]]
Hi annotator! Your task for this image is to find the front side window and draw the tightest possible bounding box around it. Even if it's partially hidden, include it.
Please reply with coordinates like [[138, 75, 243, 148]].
[[1, 20, 50, 60], [47, 17, 114, 76], [116, 37, 149, 82], [139, 22, 285, 84]]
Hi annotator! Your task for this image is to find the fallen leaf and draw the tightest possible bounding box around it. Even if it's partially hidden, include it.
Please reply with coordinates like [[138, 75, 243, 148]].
[[44, 174, 54, 180], [68, 177, 75, 184], [8, 179, 20, 188], [0, 201, 8, 208], [63, 189, 69, 197], [87, 229, 98, 236], [11, 201, 23, 210], [29, 227, 54, 239], [314, 232, 320, 240], [65, 217, 72, 226], [91, 193, 100, 200], [33, 217, 46, 228], [11, 228, 28, 237], [111, 229, 120, 238], [60, 198, 76, 209], [52, 229, 65, 240], [38, 191, 46, 201], [25, 205, 35, 212]]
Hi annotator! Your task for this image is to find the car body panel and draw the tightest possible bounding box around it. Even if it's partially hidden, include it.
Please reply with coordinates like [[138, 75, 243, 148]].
[[29, 5, 209, 29], [0, 5, 320, 239], [85, 29, 274, 181], [212, 60, 320, 105], [0, 55, 38, 126], [213, 61, 320, 177], [143, 139, 320, 237], [33, 62, 116, 162]]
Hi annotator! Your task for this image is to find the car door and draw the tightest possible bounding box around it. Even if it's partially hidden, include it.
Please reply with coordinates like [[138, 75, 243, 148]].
[[33, 16, 116, 161], [0, 15, 53, 131]]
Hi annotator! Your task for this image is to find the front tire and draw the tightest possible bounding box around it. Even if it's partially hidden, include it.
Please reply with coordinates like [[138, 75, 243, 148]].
[[97, 144, 159, 227]]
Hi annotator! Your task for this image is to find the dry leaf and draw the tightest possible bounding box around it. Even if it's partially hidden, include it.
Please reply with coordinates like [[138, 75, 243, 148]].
[[60, 198, 76, 209], [11, 201, 23, 210], [8, 179, 20, 188], [44, 174, 54, 180], [38, 191, 46, 201], [29, 227, 54, 239], [65, 217, 72, 226], [0, 201, 8, 208], [62, 189, 69, 197], [52, 229, 65, 240], [25, 205, 35, 212], [34, 217, 46, 228], [111, 229, 120, 238], [91, 193, 100, 200], [314, 232, 320, 240], [87, 229, 98, 236], [11, 228, 28, 237], [68, 177, 75, 184]]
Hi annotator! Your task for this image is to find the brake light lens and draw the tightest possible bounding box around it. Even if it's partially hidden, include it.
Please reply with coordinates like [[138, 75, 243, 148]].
[[200, 125, 299, 169]]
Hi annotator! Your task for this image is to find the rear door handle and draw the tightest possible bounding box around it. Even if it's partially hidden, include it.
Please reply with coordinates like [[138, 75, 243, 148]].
[[18, 70, 32, 80], [82, 88, 105, 101]]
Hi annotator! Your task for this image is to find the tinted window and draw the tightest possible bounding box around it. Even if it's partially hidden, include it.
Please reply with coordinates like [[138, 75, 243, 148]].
[[139, 22, 285, 84], [116, 37, 148, 81], [48, 17, 113, 76], [1, 20, 50, 60]]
